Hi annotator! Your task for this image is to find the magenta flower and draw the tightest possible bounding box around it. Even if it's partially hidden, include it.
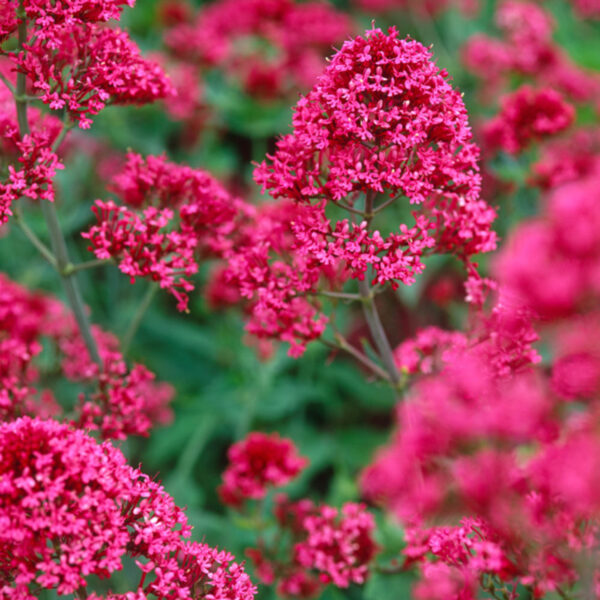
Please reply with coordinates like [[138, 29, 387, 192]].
[[219, 432, 308, 506], [255, 26, 496, 286], [294, 503, 377, 588], [0, 417, 257, 600], [483, 85, 575, 154]]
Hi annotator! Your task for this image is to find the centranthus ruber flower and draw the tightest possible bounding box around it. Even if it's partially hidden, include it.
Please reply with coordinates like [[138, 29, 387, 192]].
[[219, 431, 308, 506], [0, 272, 173, 439], [83, 153, 241, 311], [483, 85, 575, 155], [14, 24, 173, 128], [255, 25, 496, 290], [462, 1, 600, 103], [242, 494, 377, 596], [0, 417, 257, 600], [294, 503, 377, 588], [164, 0, 353, 101], [0, 66, 64, 223]]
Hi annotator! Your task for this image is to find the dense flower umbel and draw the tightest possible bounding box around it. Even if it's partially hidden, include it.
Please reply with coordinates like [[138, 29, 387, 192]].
[[60, 325, 174, 439], [14, 24, 173, 129], [530, 128, 600, 190], [241, 492, 377, 596], [255, 26, 496, 286], [462, 1, 600, 103], [494, 173, 600, 319], [295, 503, 377, 588], [213, 199, 340, 357], [482, 85, 574, 155], [0, 68, 64, 223], [0, 272, 173, 439], [219, 432, 308, 506], [0, 417, 257, 600], [83, 153, 241, 311], [164, 0, 353, 101], [0, 0, 133, 40]]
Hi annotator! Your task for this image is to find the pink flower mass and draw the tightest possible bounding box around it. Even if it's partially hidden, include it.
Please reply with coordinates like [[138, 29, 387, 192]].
[[0, 0, 599, 598], [0, 417, 256, 600], [219, 431, 308, 505]]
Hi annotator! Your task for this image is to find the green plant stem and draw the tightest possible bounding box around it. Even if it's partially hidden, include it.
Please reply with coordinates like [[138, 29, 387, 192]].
[[65, 257, 110, 274], [122, 283, 159, 354], [358, 278, 401, 386], [320, 335, 391, 384], [0, 72, 15, 94], [358, 191, 401, 386], [41, 202, 102, 365], [317, 290, 363, 302], [15, 6, 101, 367], [13, 207, 57, 268]]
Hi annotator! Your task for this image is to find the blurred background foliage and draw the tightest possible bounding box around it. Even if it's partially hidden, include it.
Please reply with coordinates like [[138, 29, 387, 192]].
[[3, 0, 599, 597]]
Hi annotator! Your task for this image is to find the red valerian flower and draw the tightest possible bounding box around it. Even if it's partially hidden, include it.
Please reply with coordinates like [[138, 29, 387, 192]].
[[530, 128, 600, 190], [164, 0, 353, 101], [294, 503, 377, 588], [0, 65, 65, 223], [15, 24, 173, 128], [482, 85, 575, 155], [83, 153, 241, 311], [0, 272, 173, 439], [0, 0, 133, 41], [494, 173, 600, 319], [462, 1, 599, 103], [255, 26, 496, 287], [0, 417, 257, 600], [219, 432, 308, 506]]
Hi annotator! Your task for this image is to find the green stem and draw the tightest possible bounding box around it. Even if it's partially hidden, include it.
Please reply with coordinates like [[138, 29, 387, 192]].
[[15, 4, 29, 137], [358, 278, 401, 386], [122, 283, 158, 354], [320, 335, 391, 384], [42, 202, 102, 366], [65, 257, 110, 275], [0, 72, 15, 94], [317, 290, 363, 302], [13, 207, 57, 268], [358, 190, 401, 386], [15, 5, 101, 368]]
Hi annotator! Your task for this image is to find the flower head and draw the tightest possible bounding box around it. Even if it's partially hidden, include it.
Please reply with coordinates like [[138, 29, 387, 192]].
[[219, 432, 307, 506], [0, 417, 257, 600], [255, 26, 496, 286]]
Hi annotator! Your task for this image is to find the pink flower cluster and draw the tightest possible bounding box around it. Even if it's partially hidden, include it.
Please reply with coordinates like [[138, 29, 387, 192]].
[[255, 26, 496, 285], [482, 85, 574, 155], [462, 0, 600, 103], [354, 0, 479, 16], [211, 199, 336, 357], [294, 503, 377, 588], [0, 417, 257, 600], [0, 272, 173, 439], [0, 66, 64, 223], [219, 432, 377, 597], [1, 0, 172, 128], [16, 24, 173, 129], [393, 326, 467, 375], [494, 172, 600, 319], [83, 153, 241, 312], [164, 0, 353, 101], [219, 431, 308, 506], [0, 0, 134, 39], [247, 496, 377, 596], [362, 167, 600, 596]]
